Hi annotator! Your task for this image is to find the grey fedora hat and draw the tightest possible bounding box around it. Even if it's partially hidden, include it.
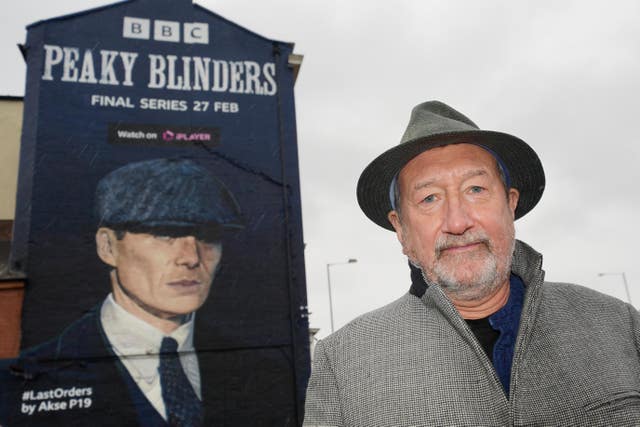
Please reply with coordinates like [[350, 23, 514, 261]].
[[357, 100, 545, 231]]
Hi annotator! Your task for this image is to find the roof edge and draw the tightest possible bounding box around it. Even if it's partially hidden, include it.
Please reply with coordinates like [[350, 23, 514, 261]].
[[25, 0, 296, 48], [193, 2, 294, 46]]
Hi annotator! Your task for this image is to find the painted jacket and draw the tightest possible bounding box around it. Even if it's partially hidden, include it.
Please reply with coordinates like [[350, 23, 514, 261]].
[[0, 304, 297, 426]]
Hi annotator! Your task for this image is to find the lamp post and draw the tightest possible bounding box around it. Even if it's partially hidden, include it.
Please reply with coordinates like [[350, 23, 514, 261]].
[[326, 258, 357, 333], [598, 272, 632, 304]]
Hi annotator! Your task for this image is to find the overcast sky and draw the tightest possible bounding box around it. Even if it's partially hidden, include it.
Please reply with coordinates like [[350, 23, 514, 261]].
[[2, 0, 639, 338]]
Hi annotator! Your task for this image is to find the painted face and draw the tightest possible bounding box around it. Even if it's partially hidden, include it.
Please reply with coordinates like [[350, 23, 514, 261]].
[[388, 143, 519, 301], [100, 231, 222, 322]]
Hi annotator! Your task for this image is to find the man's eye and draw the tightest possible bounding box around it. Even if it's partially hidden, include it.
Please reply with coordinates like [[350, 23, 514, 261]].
[[422, 194, 436, 203], [470, 186, 484, 194]]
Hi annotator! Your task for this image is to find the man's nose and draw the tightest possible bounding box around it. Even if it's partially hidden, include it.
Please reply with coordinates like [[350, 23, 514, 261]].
[[175, 236, 200, 268], [442, 195, 473, 235]]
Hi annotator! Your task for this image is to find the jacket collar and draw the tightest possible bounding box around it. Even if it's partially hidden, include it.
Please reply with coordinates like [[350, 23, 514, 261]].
[[409, 261, 429, 298]]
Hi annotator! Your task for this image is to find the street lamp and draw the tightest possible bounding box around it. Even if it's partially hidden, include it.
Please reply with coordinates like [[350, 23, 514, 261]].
[[326, 258, 358, 333], [598, 272, 632, 304]]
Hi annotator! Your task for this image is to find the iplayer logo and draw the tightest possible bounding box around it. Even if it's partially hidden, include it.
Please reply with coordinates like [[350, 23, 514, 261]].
[[162, 130, 175, 141], [123, 17, 209, 44]]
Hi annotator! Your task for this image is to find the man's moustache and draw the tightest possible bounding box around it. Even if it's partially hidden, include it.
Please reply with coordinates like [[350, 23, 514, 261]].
[[435, 232, 491, 257]]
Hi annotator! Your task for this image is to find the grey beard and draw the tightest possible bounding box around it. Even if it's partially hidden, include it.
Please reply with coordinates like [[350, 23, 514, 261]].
[[415, 236, 515, 302], [433, 249, 500, 301]]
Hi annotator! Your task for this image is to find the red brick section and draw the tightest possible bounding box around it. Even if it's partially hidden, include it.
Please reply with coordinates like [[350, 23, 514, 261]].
[[0, 220, 11, 241], [0, 280, 25, 358], [0, 220, 24, 358]]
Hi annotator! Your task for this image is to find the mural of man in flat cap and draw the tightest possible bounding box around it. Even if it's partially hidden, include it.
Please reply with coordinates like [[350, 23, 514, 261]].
[[0, 158, 243, 427]]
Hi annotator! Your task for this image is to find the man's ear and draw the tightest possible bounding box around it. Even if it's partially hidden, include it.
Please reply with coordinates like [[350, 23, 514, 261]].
[[388, 210, 405, 246], [388, 210, 414, 259], [96, 228, 117, 267], [508, 188, 520, 218]]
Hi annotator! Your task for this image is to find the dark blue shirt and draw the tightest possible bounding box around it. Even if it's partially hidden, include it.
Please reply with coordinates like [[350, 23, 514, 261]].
[[488, 274, 525, 396]]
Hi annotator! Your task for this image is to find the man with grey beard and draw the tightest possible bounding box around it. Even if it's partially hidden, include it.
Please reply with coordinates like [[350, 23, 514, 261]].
[[303, 101, 640, 426]]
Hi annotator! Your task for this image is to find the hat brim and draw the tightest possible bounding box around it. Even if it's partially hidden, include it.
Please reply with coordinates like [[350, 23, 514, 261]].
[[356, 130, 545, 231]]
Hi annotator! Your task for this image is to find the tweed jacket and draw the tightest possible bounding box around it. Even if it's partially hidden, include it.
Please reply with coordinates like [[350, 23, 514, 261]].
[[304, 241, 640, 426]]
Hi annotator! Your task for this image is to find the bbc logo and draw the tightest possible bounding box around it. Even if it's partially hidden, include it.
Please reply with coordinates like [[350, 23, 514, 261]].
[[123, 16, 209, 44]]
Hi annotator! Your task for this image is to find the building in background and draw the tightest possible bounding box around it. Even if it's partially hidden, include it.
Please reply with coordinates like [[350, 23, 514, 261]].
[[0, 0, 310, 424]]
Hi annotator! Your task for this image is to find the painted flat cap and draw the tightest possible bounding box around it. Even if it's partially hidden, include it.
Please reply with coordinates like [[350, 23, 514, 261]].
[[357, 100, 545, 230], [95, 158, 243, 233]]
